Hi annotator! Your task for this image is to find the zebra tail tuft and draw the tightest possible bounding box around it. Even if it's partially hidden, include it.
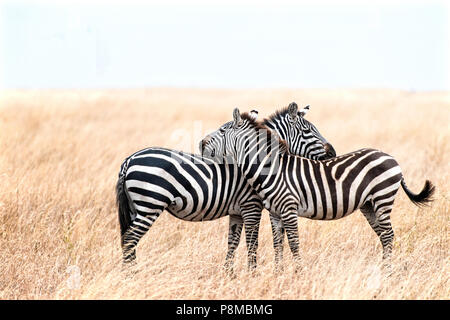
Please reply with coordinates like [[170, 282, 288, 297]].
[[117, 161, 133, 242], [401, 178, 435, 207]]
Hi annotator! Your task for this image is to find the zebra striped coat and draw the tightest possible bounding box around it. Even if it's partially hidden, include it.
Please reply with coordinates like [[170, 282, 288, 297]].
[[117, 104, 335, 270], [201, 108, 435, 270]]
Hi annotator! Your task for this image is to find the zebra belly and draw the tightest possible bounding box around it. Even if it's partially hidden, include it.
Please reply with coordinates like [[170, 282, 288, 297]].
[[297, 206, 315, 218], [167, 195, 240, 221]]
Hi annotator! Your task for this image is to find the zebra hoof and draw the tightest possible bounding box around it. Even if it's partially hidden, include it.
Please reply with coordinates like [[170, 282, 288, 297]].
[[294, 265, 302, 274], [381, 263, 393, 278], [121, 261, 139, 278], [223, 263, 236, 279], [273, 264, 284, 275], [248, 268, 260, 277]]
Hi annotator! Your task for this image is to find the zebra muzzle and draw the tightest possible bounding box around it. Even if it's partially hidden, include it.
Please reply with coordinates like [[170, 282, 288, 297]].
[[324, 143, 336, 158]]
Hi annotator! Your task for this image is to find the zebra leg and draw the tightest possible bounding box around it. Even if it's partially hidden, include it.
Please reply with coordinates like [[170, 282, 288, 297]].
[[269, 213, 285, 272], [122, 212, 161, 265], [224, 215, 244, 276], [242, 211, 261, 271], [280, 210, 301, 272], [361, 202, 394, 272]]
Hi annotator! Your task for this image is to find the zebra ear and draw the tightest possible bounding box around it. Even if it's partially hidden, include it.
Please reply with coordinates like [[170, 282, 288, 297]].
[[249, 109, 259, 121], [288, 102, 298, 118], [233, 108, 242, 126], [299, 105, 310, 117]]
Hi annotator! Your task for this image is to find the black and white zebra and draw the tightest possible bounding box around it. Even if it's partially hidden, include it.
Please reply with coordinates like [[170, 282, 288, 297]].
[[117, 103, 335, 271], [263, 104, 335, 160], [201, 108, 435, 270]]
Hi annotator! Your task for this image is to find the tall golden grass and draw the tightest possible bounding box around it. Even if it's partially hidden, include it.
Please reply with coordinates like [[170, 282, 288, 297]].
[[0, 88, 448, 299]]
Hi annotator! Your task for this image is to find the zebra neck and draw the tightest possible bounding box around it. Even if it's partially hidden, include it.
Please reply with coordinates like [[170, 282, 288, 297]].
[[238, 134, 285, 194], [264, 119, 287, 142]]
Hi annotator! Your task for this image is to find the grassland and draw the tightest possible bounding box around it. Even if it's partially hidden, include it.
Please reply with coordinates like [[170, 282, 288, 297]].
[[0, 88, 448, 299]]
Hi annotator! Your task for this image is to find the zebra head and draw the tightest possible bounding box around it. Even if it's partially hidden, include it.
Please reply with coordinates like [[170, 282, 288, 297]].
[[200, 109, 258, 161], [201, 108, 286, 163], [263, 102, 336, 160]]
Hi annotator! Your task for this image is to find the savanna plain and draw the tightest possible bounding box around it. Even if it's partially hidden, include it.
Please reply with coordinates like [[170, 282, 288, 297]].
[[0, 88, 448, 299]]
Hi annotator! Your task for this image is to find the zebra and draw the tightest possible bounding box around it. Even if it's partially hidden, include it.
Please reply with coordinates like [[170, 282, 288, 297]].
[[117, 103, 336, 273], [200, 108, 435, 271], [263, 104, 335, 160], [262, 103, 335, 258]]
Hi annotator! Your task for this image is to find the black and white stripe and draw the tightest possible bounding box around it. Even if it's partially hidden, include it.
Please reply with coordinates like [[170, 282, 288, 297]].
[[117, 104, 335, 271], [263, 103, 336, 160], [201, 108, 435, 270]]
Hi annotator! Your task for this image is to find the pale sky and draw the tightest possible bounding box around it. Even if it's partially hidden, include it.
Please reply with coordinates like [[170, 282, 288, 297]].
[[1, 1, 449, 90]]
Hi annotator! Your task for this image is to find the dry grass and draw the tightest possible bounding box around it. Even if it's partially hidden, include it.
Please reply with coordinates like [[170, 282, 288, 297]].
[[0, 88, 448, 300]]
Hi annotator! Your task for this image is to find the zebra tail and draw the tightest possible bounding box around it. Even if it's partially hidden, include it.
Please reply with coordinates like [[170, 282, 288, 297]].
[[401, 178, 435, 207], [116, 161, 133, 242]]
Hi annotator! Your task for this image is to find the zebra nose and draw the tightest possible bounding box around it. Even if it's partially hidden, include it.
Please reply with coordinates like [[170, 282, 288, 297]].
[[324, 143, 336, 158]]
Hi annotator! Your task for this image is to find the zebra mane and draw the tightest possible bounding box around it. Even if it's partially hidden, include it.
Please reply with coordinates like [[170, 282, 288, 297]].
[[240, 112, 290, 155], [261, 106, 291, 126]]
